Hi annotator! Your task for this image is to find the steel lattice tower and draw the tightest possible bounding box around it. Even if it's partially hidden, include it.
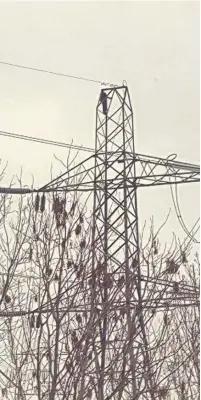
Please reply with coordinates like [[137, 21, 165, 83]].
[[92, 86, 140, 277], [6, 85, 198, 399], [91, 87, 142, 397]]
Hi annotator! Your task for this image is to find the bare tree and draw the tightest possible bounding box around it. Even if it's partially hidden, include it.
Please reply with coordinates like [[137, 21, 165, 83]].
[[0, 163, 199, 400]]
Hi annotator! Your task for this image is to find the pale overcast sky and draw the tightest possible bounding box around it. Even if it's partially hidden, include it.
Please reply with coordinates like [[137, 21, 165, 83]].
[[0, 1, 199, 245]]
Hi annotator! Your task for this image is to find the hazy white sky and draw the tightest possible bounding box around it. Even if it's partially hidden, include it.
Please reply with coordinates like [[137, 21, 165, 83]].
[[0, 1, 199, 244]]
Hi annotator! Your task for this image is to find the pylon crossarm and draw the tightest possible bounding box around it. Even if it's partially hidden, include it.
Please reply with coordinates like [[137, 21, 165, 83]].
[[136, 171, 199, 188], [135, 154, 199, 187], [0, 148, 199, 194], [40, 151, 199, 192], [38, 154, 95, 192]]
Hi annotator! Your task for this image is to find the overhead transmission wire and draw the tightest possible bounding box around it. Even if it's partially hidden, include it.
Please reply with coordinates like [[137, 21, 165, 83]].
[[0, 60, 118, 87], [0, 129, 94, 153], [0, 130, 199, 195], [169, 171, 200, 244], [175, 183, 200, 243], [0, 62, 199, 229], [0, 131, 199, 171]]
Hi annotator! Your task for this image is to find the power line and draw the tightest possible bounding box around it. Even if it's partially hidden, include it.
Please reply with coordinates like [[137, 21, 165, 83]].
[[0, 60, 118, 87], [1, 130, 200, 173], [0, 129, 199, 195], [0, 129, 94, 153], [170, 183, 200, 244]]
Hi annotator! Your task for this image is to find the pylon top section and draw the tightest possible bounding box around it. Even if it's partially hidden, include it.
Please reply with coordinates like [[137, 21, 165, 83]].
[[96, 86, 135, 156], [37, 85, 199, 194]]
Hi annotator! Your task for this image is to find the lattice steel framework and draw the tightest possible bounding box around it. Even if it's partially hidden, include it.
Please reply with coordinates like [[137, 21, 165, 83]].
[[0, 86, 199, 399], [35, 86, 199, 399], [90, 87, 143, 397], [92, 86, 140, 270]]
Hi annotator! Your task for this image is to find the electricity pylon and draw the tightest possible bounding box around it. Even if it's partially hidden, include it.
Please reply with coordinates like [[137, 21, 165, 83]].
[[39, 86, 199, 398], [41, 85, 199, 274], [0, 86, 199, 399]]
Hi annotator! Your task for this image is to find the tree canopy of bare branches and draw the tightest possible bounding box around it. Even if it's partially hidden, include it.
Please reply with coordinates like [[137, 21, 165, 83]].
[[0, 164, 199, 400]]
